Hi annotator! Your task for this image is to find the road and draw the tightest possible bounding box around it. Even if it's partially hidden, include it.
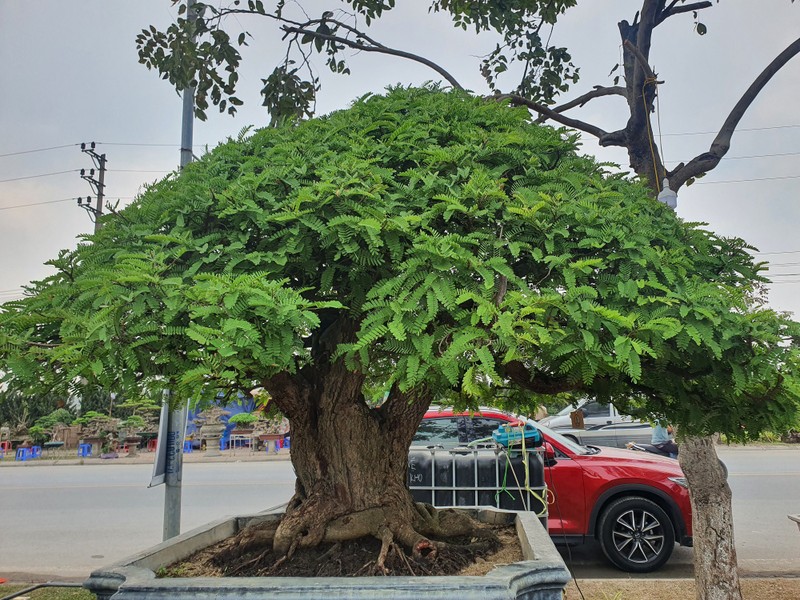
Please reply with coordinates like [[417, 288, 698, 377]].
[[1, 446, 798, 581], [0, 460, 295, 581]]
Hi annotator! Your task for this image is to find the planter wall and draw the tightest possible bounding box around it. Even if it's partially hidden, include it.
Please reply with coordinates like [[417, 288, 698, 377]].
[[84, 508, 570, 600]]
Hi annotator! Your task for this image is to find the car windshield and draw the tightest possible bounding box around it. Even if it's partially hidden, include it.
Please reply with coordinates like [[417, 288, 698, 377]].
[[533, 421, 595, 456]]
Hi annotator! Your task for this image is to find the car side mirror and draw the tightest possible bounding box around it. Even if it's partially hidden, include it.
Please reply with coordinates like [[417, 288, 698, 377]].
[[543, 442, 557, 467]]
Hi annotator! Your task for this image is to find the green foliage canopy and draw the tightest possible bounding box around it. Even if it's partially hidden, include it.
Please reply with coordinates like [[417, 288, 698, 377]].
[[1, 87, 798, 440]]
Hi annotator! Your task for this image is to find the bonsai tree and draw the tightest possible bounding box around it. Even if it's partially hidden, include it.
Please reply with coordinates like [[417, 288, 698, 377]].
[[116, 397, 160, 435], [72, 411, 119, 439], [1, 88, 798, 568], [227, 412, 258, 429], [27, 407, 74, 446]]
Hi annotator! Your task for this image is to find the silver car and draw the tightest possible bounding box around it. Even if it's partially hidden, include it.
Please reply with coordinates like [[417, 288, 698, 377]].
[[538, 400, 654, 448]]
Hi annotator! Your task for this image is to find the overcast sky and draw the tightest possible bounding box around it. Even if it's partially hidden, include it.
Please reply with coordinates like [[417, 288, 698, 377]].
[[2, 1, 799, 316]]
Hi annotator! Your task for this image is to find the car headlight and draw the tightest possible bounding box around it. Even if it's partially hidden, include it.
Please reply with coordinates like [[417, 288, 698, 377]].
[[668, 476, 689, 489]]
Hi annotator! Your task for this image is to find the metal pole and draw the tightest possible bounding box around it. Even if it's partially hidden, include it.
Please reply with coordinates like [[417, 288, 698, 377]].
[[179, 0, 196, 170], [94, 153, 105, 232], [163, 404, 186, 541]]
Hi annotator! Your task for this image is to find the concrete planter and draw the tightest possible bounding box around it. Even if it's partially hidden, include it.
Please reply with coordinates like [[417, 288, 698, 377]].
[[84, 508, 569, 600]]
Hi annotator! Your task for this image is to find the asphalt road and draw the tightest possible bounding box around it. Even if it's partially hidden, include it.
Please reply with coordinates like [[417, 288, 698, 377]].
[[1, 446, 798, 581]]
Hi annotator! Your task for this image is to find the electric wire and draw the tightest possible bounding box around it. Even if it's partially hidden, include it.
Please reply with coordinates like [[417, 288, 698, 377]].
[[0, 170, 78, 184], [0, 196, 135, 212], [691, 174, 800, 185], [0, 144, 79, 158], [661, 123, 800, 136], [0, 198, 75, 211]]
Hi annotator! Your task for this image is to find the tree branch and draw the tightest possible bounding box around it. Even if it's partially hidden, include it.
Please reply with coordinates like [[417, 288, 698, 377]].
[[26, 341, 59, 349], [495, 93, 614, 142], [623, 39, 658, 81], [670, 36, 800, 190], [501, 361, 581, 395], [545, 85, 628, 115], [657, 1, 712, 24], [281, 23, 464, 91]]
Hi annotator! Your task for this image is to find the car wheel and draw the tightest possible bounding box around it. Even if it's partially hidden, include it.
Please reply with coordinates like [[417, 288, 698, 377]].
[[597, 496, 675, 573]]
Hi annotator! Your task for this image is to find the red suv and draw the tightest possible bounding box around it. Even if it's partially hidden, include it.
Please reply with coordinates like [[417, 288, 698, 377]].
[[413, 408, 692, 573]]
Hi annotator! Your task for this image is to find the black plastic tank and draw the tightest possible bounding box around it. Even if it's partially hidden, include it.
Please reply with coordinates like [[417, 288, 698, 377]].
[[407, 447, 547, 520]]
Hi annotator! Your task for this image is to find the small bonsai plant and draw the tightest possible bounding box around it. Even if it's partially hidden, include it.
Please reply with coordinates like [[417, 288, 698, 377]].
[[228, 412, 258, 430], [73, 410, 119, 439], [27, 408, 74, 446]]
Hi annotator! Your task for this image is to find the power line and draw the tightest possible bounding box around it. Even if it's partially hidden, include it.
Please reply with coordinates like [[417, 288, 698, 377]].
[[0, 196, 135, 212], [109, 169, 173, 174], [722, 150, 800, 161], [691, 174, 800, 186], [755, 250, 800, 256], [98, 142, 182, 147], [662, 124, 800, 137], [0, 198, 75, 211], [0, 144, 79, 158], [0, 169, 78, 184]]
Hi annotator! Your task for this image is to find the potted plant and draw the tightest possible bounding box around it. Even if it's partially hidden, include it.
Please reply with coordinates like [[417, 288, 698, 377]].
[[253, 413, 290, 453], [116, 398, 160, 457], [27, 408, 74, 448], [250, 388, 289, 453], [119, 414, 147, 457], [227, 412, 258, 451], [73, 411, 119, 457], [196, 406, 230, 457], [228, 411, 258, 433]]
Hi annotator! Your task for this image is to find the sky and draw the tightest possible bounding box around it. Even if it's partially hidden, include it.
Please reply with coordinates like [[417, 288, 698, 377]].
[[2, 1, 800, 315]]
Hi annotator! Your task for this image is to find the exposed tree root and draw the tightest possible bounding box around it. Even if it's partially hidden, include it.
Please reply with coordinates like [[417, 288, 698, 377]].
[[191, 499, 504, 578], [375, 525, 394, 573]]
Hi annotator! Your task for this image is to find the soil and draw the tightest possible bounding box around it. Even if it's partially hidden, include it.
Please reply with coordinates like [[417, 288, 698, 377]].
[[160, 522, 523, 578]]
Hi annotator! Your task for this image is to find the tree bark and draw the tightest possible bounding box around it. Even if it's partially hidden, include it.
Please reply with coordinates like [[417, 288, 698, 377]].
[[679, 436, 743, 600], [261, 357, 438, 558]]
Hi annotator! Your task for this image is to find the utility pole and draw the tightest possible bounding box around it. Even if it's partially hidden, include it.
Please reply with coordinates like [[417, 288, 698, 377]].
[[154, 0, 198, 543], [77, 142, 106, 233], [180, 0, 197, 169]]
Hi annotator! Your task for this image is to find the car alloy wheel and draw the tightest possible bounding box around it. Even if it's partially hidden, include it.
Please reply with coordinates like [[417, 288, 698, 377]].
[[598, 496, 675, 572]]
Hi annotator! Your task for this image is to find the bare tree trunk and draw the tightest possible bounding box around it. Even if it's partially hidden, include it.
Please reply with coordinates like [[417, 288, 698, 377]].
[[679, 436, 743, 600]]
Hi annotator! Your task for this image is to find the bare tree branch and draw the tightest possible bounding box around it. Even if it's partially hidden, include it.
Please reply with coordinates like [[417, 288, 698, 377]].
[[658, 1, 712, 24], [545, 85, 628, 115], [26, 341, 59, 349], [281, 23, 464, 90], [495, 93, 614, 142], [623, 40, 658, 81], [670, 36, 800, 190]]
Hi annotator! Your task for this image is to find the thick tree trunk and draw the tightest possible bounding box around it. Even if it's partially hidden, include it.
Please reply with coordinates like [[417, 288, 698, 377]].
[[679, 436, 743, 600], [260, 357, 461, 564]]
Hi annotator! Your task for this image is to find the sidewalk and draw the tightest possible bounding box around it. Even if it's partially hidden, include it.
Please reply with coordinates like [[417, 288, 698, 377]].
[[0, 446, 291, 467]]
